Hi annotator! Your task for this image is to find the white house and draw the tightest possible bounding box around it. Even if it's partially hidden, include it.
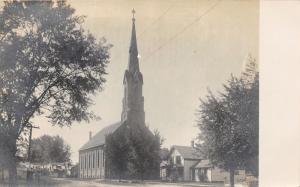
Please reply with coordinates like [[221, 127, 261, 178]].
[[167, 145, 246, 183]]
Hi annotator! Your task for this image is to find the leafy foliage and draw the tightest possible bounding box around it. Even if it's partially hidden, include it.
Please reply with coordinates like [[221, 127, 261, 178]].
[[128, 126, 161, 180], [105, 123, 161, 180], [0, 0, 111, 183], [105, 125, 131, 180], [30, 135, 71, 163], [197, 56, 259, 186]]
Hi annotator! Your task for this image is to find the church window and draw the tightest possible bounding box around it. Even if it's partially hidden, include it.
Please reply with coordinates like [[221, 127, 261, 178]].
[[100, 150, 103, 167], [94, 151, 96, 168], [84, 154, 87, 169], [79, 155, 81, 169], [80, 155, 82, 169], [92, 152, 94, 168], [89, 153, 91, 168], [102, 151, 105, 166], [98, 151, 100, 168]]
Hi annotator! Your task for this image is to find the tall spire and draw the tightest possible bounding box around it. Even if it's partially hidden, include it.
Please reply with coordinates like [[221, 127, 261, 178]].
[[121, 9, 145, 125], [128, 8, 139, 73]]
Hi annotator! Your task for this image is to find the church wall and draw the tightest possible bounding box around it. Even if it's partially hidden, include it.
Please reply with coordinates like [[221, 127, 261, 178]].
[[79, 146, 105, 179]]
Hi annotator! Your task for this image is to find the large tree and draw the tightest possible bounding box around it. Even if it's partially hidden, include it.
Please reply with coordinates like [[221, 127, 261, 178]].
[[0, 1, 111, 185], [128, 127, 161, 180], [30, 135, 71, 164], [197, 56, 258, 187], [105, 124, 162, 181], [105, 126, 131, 181]]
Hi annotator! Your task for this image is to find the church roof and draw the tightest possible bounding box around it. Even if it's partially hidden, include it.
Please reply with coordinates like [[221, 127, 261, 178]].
[[79, 122, 122, 151], [171, 145, 203, 160]]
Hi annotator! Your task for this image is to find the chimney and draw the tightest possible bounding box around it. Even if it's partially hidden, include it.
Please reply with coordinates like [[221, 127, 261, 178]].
[[89, 131, 92, 140], [191, 140, 195, 148]]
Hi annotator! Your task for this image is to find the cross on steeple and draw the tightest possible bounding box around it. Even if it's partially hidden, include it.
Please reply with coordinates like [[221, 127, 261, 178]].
[[128, 8, 138, 73]]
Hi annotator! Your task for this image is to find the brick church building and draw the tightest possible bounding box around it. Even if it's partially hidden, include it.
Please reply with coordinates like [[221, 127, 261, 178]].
[[78, 11, 154, 179]]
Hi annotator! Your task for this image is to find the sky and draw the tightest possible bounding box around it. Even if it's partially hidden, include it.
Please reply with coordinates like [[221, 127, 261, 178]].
[[32, 0, 258, 163]]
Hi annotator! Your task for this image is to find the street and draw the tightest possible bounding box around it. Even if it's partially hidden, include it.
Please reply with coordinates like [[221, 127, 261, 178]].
[[0, 178, 227, 187], [50, 178, 226, 187]]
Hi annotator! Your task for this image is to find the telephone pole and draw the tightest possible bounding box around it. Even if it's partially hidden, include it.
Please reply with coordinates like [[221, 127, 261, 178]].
[[27, 124, 39, 162]]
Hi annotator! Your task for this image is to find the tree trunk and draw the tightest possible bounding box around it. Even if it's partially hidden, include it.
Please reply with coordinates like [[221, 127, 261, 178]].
[[230, 168, 235, 187], [8, 160, 17, 187], [5, 136, 18, 187], [1, 168, 4, 181], [140, 170, 144, 182]]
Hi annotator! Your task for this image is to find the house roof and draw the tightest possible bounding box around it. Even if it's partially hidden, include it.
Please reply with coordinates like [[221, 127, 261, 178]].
[[193, 159, 212, 168], [160, 161, 168, 167], [172, 145, 202, 160], [79, 122, 122, 151]]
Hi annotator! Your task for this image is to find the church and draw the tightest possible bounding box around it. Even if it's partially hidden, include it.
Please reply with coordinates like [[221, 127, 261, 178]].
[[78, 10, 154, 179]]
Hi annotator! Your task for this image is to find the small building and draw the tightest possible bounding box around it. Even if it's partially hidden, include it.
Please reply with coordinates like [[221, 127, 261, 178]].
[[166, 145, 246, 183], [168, 145, 202, 181], [193, 160, 246, 183]]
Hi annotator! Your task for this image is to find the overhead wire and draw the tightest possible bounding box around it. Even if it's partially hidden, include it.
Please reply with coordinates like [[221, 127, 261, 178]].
[[142, 0, 222, 62], [137, 4, 175, 39]]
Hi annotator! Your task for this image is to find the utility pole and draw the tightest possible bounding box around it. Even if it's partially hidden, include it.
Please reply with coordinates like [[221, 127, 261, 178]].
[[27, 124, 39, 162], [26, 124, 39, 181]]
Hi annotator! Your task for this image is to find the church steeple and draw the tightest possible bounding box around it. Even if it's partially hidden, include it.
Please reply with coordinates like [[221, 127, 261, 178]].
[[128, 8, 139, 73], [121, 9, 145, 125]]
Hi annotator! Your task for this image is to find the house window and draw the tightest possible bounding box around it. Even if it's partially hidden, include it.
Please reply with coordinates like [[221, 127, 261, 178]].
[[234, 170, 240, 175], [176, 156, 181, 165]]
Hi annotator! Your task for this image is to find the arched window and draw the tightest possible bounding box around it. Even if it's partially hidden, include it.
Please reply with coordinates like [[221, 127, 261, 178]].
[[102, 150, 105, 166], [98, 150, 100, 168], [89, 153, 91, 168], [93, 151, 95, 168], [84, 153, 87, 169]]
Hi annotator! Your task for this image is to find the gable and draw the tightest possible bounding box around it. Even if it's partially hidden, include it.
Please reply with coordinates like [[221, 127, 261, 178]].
[[171, 145, 202, 160]]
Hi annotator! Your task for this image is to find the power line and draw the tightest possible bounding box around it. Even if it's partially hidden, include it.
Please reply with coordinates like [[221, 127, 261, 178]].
[[137, 4, 175, 39], [143, 0, 222, 62]]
